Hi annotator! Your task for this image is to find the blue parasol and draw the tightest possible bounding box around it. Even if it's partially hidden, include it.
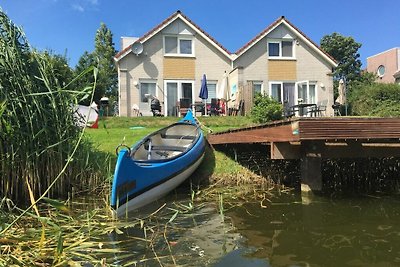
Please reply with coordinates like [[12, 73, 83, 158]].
[[199, 74, 208, 115], [199, 74, 208, 100]]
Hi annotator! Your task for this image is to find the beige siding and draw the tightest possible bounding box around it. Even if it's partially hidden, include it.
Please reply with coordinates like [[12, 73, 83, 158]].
[[193, 34, 231, 101], [163, 57, 195, 79], [296, 41, 334, 115], [233, 39, 268, 83], [268, 60, 297, 80], [118, 34, 164, 116]]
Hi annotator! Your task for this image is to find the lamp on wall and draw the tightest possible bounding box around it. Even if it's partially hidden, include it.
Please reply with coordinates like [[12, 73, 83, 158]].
[[320, 82, 325, 88], [133, 80, 138, 87]]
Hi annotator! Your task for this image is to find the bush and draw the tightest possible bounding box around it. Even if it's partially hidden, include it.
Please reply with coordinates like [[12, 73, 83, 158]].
[[350, 83, 400, 117], [250, 94, 283, 123]]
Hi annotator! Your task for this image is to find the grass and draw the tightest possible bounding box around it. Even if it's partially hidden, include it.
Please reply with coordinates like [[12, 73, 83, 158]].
[[90, 115, 255, 153], [86, 115, 257, 179]]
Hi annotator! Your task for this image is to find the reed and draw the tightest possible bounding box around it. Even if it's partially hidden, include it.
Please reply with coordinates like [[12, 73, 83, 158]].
[[0, 10, 109, 205]]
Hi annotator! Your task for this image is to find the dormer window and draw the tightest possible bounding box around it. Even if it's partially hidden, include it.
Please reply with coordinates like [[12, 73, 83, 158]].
[[268, 40, 294, 59], [164, 35, 194, 56]]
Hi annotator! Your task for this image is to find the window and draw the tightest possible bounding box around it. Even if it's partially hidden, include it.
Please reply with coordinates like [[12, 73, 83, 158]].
[[206, 82, 217, 103], [252, 81, 263, 97], [268, 42, 280, 57], [377, 65, 385, 77], [164, 36, 194, 56], [140, 82, 156, 103], [269, 82, 295, 105], [270, 83, 282, 102], [296, 81, 316, 104], [268, 40, 294, 58]]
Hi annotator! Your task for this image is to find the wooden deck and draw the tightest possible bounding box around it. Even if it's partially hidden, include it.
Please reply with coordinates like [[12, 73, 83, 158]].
[[208, 117, 400, 144], [207, 117, 400, 192]]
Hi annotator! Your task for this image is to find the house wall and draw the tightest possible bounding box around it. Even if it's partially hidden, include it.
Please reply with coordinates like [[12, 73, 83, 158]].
[[118, 33, 164, 116], [117, 17, 336, 117], [117, 18, 231, 116], [233, 25, 334, 116], [268, 60, 297, 80], [367, 48, 400, 83], [163, 57, 195, 79], [193, 32, 231, 101], [296, 40, 334, 114]]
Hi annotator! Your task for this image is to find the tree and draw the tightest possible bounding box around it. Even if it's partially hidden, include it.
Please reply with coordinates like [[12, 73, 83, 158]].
[[74, 51, 96, 105], [93, 23, 117, 100], [320, 33, 362, 85], [75, 23, 117, 105]]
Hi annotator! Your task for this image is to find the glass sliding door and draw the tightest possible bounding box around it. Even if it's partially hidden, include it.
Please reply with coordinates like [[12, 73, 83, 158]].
[[283, 83, 295, 106], [164, 80, 194, 116], [166, 82, 178, 116]]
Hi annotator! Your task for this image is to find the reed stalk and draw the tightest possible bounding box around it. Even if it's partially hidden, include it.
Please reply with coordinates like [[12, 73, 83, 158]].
[[0, 10, 109, 207]]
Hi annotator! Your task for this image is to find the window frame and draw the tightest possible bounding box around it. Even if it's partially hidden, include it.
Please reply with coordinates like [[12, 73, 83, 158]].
[[268, 82, 283, 103], [206, 81, 217, 104], [139, 80, 157, 103], [163, 35, 195, 57], [163, 80, 195, 116], [251, 81, 264, 96], [268, 39, 295, 59], [295, 80, 318, 104]]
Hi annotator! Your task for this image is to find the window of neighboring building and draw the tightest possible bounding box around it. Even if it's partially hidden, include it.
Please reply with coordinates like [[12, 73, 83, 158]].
[[377, 65, 385, 77], [140, 81, 157, 103], [268, 40, 294, 58], [164, 36, 194, 56]]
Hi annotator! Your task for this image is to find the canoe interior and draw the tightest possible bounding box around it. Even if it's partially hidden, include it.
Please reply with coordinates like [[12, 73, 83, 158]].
[[132, 123, 199, 161]]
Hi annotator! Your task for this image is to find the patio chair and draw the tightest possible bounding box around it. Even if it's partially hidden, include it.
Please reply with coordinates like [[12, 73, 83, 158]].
[[209, 98, 222, 116], [332, 102, 341, 116], [283, 101, 295, 118], [179, 98, 191, 116]]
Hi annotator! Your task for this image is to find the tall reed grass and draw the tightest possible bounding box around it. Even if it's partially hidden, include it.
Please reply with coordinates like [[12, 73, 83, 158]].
[[0, 10, 109, 205]]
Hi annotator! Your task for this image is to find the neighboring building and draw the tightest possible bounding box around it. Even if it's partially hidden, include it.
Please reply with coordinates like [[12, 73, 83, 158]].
[[367, 47, 400, 84], [114, 11, 337, 117]]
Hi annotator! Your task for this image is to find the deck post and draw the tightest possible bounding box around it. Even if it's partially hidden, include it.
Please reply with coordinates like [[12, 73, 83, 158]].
[[300, 141, 323, 193]]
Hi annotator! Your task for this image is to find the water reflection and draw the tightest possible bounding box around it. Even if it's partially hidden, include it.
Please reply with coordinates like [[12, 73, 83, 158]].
[[104, 202, 241, 266], [227, 193, 400, 267], [75, 193, 400, 266]]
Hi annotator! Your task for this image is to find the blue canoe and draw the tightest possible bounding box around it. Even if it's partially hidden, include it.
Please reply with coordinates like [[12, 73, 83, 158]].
[[110, 109, 205, 217]]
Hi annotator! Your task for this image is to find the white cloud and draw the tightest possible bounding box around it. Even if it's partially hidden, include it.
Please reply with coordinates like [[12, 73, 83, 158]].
[[71, 0, 99, 12], [72, 4, 84, 12], [88, 0, 99, 5]]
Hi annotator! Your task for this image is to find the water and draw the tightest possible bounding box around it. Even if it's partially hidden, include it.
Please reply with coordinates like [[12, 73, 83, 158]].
[[85, 192, 400, 266]]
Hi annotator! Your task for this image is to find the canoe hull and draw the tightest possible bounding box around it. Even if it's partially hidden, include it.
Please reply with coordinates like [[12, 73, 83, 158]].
[[113, 151, 204, 218], [110, 110, 205, 218]]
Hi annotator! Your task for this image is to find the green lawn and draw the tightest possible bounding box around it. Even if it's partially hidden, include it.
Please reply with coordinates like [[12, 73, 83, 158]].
[[85, 115, 256, 178], [87, 115, 255, 154]]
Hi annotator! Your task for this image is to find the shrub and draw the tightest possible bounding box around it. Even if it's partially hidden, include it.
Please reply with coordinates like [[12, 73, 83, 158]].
[[250, 94, 283, 123], [350, 83, 400, 117]]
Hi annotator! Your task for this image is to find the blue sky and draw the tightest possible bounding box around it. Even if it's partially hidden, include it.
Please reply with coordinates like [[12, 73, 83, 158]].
[[1, 0, 398, 68]]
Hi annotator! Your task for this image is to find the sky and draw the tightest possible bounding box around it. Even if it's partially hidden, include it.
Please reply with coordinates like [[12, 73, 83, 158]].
[[1, 0, 399, 68]]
